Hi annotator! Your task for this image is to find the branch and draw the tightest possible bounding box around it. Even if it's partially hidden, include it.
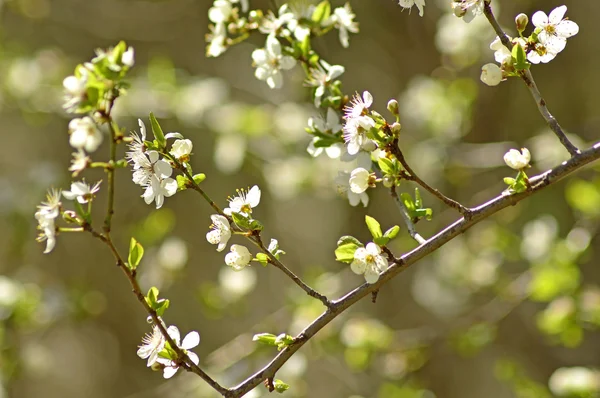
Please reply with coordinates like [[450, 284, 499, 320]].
[[228, 142, 600, 397], [250, 235, 332, 307], [390, 142, 471, 215], [483, 1, 580, 157], [87, 227, 230, 395], [390, 186, 426, 244], [175, 162, 331, 307]]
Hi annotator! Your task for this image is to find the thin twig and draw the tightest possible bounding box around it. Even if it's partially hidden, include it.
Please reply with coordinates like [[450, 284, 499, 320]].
[[251, 235, 332, 307], [227, 142, 600, 398], [390, 142, 471, 216], [173, 160, 331, 307], [87, 227, 230, 395], [483, 1, 580, 157], [101, 98, 117, 233], [390, 186, 426, 244]]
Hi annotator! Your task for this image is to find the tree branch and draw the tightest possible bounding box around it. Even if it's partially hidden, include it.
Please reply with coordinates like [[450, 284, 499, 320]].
[[483, 1, 580, 157], [390, 186, 426, 244], [228, 142, 600, 397], [390, 141, 471, 215]]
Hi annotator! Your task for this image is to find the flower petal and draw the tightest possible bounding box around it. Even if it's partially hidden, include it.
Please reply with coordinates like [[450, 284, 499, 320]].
[[181, 331, 200, 349]]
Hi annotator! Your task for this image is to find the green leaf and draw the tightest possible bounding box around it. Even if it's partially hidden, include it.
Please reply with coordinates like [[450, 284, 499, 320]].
[[504, 177, 516, 185], [253, 333, 278, 345], [383, 225, 400, 240], [335, 242, 360, 263], [255, 253, 269, 266], [400, 193, 416, 212], [336, 235, 363, 247], [249, 219, 264, 232], [378, 157, 395, 175], [512, 42, 529, 71], [373, 236, 390, 246], [415, 208, 433, 221], [128, 237, 144, 270], [274, 379, 290, 393], [146, 287, 159, 306], [192, 173, 206, 184], [231, 212, 251, 229], [414, 188, 423, 208], [311, 0, 331, 24], [365, 215, 382, 239], [176, 175, 189, 190], [275, 333, 294, 350], [155, 299, 170, 316], [149, 112, 166, 149]]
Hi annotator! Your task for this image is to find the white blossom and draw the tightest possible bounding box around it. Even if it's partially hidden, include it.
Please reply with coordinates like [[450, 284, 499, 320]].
[[35, 189, 62, 254], [330, 3, 359, 48], [351, 242, 389, 283], [344, 91, 373, 119], [69, 149, 89, 176], [142, 175, 178, 209], [170, 139, 193, 162], [490, 37, 512, 65], [137, 325, 165, 367], [480, 63, 503, 86], [62, 67, 88, 112], [251, 35, 296, 89], [343, 116, 376, 156], [504, 148, 531, 170], [62, 180, 101, 204], [398, 0, 425, 17], [335, 171, 369, 207], [209, 0, 233, 22], [207, 22, 228, 57], [224, 185, 261, 216], [225, 244, 253, 271], [349, 167, 371, 194], [305, 63, 345, 107], [532, 5, 579, 54], [451, 0, 484, 23], [206, 214, 232, 252], [527, 42, 558, 64], [122, 47, 135, 68], [69, 117, 103, 153], [156, 326, 200, 379]]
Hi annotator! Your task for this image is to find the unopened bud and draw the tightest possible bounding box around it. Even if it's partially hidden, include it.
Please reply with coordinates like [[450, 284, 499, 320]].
[[391, 122, 402, 135], [383, 175, 395, 188], [515, 13, 528, 34], [387, 99, 399, 116]]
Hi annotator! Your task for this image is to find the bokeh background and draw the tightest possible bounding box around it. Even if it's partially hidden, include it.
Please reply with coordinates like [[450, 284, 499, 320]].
[[1, 0, 600, 397]]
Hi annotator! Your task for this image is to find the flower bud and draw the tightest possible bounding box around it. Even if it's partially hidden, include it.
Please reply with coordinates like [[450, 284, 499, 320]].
[[391, 122, 402, 135], [480, 63, 503, 86], [387, 99, 399, 116], [504, 148, 531, 170], [515, 13, 528, 34], [383, 175, 395, 188]]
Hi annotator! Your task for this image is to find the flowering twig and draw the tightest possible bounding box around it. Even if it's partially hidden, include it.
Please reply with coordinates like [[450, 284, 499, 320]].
[[250, 234, 332, 307], [390, 186, 426, 245], [226, 142, 600, 398], [174, 162, 331, 307], [390, 142, 471, 215], [86, 226, 230, 395], [483, 1, 580, 157]]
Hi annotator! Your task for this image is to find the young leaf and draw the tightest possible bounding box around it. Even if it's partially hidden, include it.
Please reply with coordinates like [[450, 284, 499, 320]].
[[400, 193, 416, 212], [373, 236, 390, 246], [378, 157, 395, 175], [149, 112, 166, 149], [155, 299, 170, 316], [193, 173, 206, 184], [512, 42, 530, 71], [253, 333, 278, 346], [312, 1, 331, 24], [255, 252, 269, 266], [335, 242, 360, 263], [128, 237, 144, 270], [336, 235, 363, 247], [146, 287, 159, 306], [414, 188, 423, 208], [274, 380, 290, 393], [365, 215, 383, 239], [231, 212, 251, 230], [383, 225, 400, 240]]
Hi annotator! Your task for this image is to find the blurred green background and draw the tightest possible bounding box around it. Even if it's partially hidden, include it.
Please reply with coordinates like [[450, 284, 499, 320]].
[[1, 0, 600, 397]]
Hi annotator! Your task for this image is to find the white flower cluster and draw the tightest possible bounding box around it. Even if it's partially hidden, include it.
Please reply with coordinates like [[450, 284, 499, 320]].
[[126, 119, 193, 209], [206, 185, 262, 271], [480, 5, 579, 86], [137, 325, 200, 379], [398, 0, 426, 17], [528, 5, 578, 64]]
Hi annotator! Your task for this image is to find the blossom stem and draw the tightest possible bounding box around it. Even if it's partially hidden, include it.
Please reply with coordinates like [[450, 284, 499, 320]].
[[483, 1, 580, 157], [390, 186, 426, 245], [250, 235, 332, 308], [86, 226, 230, 395], [391, 142, 471, 216], [101, 98, 117, 234]]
